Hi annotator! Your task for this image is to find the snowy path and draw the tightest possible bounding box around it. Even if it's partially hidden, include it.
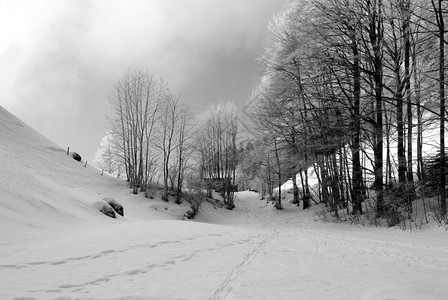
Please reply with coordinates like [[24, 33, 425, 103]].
[[212, 193, 448, 300], [2, 191, 448, 299]]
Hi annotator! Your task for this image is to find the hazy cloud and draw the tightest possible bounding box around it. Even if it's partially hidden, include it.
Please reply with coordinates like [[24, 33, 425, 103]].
[[0, 0, 287, 159]]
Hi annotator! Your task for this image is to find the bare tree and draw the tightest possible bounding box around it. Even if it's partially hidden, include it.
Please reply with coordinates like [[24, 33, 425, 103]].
[[155, 94, 186, 202], [108, 71, 163, 194], [196, 103, 238, 209]]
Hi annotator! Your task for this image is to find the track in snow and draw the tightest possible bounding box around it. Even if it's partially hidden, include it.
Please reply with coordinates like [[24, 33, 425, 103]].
[[210, 232, 277, 300], [2, 191, 448, 300]]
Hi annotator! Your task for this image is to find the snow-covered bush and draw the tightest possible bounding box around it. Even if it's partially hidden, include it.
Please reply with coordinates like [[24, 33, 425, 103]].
[[103, 197, 124, 217], [93, 201, 116, 219], [382, 183, 415, 226], [182, 189, 205, 219]]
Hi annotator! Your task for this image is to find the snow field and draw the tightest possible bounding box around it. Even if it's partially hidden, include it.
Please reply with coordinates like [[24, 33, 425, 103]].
[[1, 105, 448, 299], [2, 192, 448, 299]]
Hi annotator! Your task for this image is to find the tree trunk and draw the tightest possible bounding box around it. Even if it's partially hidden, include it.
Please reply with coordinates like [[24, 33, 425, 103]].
[[319, 157, 329, 206], [404, 0, 414, 186], [394, 28, 406, 184], [433, 0, 446, 216], [368, 0, 384, 214], [313, 162, 323, 204], [403, 1, 415, 212], [351, 27, 363, 215], [273, 138, 282, 210], [413, 41, 424, 181], [385, 112, 392, 188], [291, 168, 300, 206]]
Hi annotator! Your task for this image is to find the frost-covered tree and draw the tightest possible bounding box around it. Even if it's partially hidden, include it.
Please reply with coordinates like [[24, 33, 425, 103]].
[[93, 130, 124, 178], [251, 0, 448, 219]]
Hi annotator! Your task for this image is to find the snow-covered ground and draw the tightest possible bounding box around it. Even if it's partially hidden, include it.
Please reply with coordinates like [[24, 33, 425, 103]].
[[1, 105, 448, 300]]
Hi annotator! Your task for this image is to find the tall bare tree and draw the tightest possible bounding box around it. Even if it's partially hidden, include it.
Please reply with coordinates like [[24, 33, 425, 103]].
[[196, 103, 238, 209], [108, 71, 163, 194]]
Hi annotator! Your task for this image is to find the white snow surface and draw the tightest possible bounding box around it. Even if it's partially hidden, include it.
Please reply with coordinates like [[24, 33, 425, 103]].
[[1, 105, 448, 300]]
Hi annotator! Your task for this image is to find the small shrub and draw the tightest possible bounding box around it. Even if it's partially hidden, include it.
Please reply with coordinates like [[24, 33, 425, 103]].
[[383, 206, 404, 227], [381, 183, 416, 227], [184, 204, 200, 219], [94, 203, 116, 219], [103, 197, 124, 216], [313, 206, 331, 222], [428, 202, 448, 230], [99, 205, 116, 218], [421, 152, 448, 197], [183, 189, 205, 219]]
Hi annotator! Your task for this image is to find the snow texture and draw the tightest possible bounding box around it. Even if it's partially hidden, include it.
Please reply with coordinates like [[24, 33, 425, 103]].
[[1, 105, 448, 300]]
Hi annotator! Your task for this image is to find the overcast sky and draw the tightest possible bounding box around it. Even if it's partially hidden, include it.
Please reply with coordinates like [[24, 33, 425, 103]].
[[0, 0, 287, 160]]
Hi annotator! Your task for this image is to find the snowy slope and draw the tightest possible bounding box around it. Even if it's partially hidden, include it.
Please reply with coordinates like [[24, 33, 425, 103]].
[[1, 106, 448, 300], [0, 105, 190, 239]]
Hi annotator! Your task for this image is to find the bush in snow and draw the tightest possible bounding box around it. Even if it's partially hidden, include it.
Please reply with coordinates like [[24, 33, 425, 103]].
[[382, 183, 415, 226], [93, 201, 116, 218], [421, 153, 448, 197], [72, 152, 82, 162], [103, 197, 124, 216], [99, 205, 116, 218], [183, 189, 205, 219], [184, 204, 200, 219]]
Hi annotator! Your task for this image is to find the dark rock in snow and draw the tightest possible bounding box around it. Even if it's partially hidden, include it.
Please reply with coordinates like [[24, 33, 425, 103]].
[[103, 197, 124, 216], [72, 152, 82, 162]]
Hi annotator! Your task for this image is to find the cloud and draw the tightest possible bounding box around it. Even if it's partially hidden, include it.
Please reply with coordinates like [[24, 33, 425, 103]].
[[0, 0, 286, 159]]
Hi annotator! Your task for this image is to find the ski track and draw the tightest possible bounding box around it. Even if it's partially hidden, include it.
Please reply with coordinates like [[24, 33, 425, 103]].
[[208, 194, 286, 300], [0, 233, 222, 270], [209, 232, 277, 300]]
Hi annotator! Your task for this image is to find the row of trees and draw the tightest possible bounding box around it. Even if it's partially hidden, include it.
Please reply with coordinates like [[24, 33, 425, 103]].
[[95, 71, 239, 208], [196, 103, 238, 209], [95, 71, 193, 203], [247, 0, 447, 216]]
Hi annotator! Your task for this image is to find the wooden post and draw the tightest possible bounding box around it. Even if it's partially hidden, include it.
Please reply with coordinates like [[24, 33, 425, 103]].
[[67, 147, 69, 155]]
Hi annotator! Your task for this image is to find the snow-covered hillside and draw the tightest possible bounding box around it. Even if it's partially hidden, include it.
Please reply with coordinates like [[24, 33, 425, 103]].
[[0, 105, 191, 239], [1, 106, 448, 300]]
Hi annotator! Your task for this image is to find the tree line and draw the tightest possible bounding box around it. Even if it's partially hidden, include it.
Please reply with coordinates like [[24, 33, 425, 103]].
[[246, 0, 447, 218]]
